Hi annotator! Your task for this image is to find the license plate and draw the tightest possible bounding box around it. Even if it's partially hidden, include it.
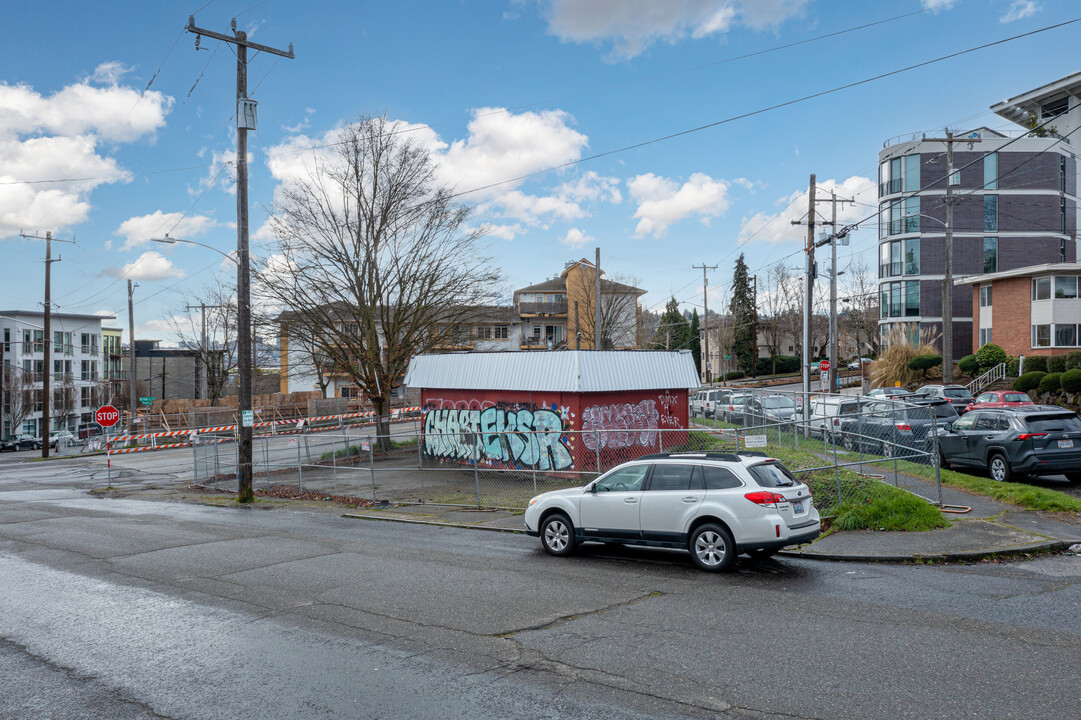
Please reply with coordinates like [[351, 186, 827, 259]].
[[1058, 439, 1074, 449], [792, 500, 805, 514]]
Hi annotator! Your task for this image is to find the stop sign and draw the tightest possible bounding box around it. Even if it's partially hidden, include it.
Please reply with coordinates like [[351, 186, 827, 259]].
[[95, 405, 120, 427], [819, 360, 831, 372]]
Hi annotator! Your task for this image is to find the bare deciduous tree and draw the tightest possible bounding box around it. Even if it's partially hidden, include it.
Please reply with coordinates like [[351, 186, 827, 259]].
[[256, 115, 503, 437], [2, 366, 34, 436], [53, 375, 78, 431], [840, 256, 880, 356], [565, 265, 644, 349], [168, 279, 237, 402]]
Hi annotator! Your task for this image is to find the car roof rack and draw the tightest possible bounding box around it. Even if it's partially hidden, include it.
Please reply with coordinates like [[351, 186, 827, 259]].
[[636, 451, 769, 462]]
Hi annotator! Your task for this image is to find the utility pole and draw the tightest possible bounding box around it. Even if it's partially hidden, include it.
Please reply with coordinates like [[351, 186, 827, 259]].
[[924, 130, 978, 384], [791, 175, 816, 421], [693, 264, 718, 383], [186, 16, 294, 503], [574, 302, 581, 350], [128, 280, 138, 433], [594, 247, 602, 350], [21, 231, 73, 458], [752, 274, 758, 378], [811, 190, 852, 394]]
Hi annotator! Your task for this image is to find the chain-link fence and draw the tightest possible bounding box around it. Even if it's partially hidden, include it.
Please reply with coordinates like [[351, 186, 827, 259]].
[[193, 389, 945, 516]]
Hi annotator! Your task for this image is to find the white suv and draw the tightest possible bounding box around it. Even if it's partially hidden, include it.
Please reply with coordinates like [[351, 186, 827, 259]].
[[524, 452, 820, 571]]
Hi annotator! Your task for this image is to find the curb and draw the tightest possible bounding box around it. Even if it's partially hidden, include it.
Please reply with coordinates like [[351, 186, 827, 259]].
[[343, 512, 526, 535]]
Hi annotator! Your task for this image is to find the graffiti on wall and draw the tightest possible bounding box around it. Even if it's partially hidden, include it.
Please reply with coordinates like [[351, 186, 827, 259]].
[[581, 400, 661, 450], [423, 405, 574, 470]]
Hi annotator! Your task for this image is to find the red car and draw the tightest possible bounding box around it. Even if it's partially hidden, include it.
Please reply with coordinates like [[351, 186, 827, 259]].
[[963, 390, 1034, 414]]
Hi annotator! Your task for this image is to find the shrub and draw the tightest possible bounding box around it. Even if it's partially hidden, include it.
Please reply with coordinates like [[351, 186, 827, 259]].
[[1048, 355, 1068, 374], [1024, 356, 1047, 373], [1061, 369, 1081, 393], [907, 354, 942, 377], [870, 326, 941, 389], [958, 354, 980, 375], [1005, 356, 1020, 377], [975, 343, 1007, 370], [770, 355, 800, 374], [1014, 371, 1046, 392], [1039, 372, 1062, 394], [1067, 350, 1081, 370], [723, 371, 745, 381]]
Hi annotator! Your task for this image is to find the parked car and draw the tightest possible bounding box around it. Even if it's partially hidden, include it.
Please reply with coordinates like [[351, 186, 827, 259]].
[[0, 434, 41, 452], [742, 394, 797, 426], [78, 425, 104, 440], [48, 430, 76, 448], [690, 390, 711, 419], [839, 397, 958, 456], [847, 358, 873, 370], [719, 392, 754, 424], [962, 390, 1033, 414], [524, 452, 821, 571], [930, 406, 1081, 482], [808, 396, 865, 442], [865, 387, 914, 399], [916, 384, 975, 413]]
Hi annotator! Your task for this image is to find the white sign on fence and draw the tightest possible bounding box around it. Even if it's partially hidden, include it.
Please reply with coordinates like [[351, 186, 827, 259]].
[[361, 441, 371, 451], [743, 434, 768, 448]]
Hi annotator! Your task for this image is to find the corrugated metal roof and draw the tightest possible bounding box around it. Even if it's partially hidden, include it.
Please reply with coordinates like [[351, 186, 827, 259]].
[[404, 350, 700, 392]]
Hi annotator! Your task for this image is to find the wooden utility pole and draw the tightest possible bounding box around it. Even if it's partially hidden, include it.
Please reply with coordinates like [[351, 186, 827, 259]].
[[693, 264, 718, 383], [574, 302, 581, 350], [811, 190, 852, 393], [21, 231, 73, 457], [752, 274, 758, 378], [186, 16, 294, 503], [594, 247, 602, 350], [791, 175, 816, 420], [127, 280, 138, 432], [924, 131, 978, 384]]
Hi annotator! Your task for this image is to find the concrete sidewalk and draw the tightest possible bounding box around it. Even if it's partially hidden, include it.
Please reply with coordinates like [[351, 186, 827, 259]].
[[341, 491, 1081, 562]]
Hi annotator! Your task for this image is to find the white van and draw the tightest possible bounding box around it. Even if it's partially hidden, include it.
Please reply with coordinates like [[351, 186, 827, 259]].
[[809, 396, 864, 441]]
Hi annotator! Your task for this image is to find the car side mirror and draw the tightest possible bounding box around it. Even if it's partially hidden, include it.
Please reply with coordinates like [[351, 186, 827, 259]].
[[588, 483, 597, 493], [943, 422, 954, 432]]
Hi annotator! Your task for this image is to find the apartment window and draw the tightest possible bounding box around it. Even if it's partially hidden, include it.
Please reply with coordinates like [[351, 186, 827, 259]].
[[982, 237, 997, 274], [983, 152, 998, 190], [475, 325, 492, 340], [81, 360, 91, 381], [880, 154, 918, 195], [532, 323, 542, 338], [1056, 324, 1078, 347], [1061, 196, 1067, 234], [1055, 276, 1078, 299], [904, 238, 920, 275], [1033, 277, 1051, 300], [983, 195, 998, 232], [81, 387, 92, 407], [1033, 324, 1051, 347], [548, 294, 564, 303], [879, 243, 890, 277], [979, 327, 992, 346], [980, 285, 992, 307], [890, 282, 902, 319], [2, 328, 8, 353], [905, 281, 920, 317], [24, 329, 43, 353], [904, 153, 920, 192], [1061, 156, 1067, 193], [1041, 96, 1069, 119], [340, 386, 359, 399], [890, 240, 902, 276], [1063, 239, 1068, 263], [493, 325, 509, 339]]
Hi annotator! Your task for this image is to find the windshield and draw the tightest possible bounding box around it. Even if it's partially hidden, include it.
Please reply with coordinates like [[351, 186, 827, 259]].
[[762, 397, 795, 409], [1003, 393, 1030, 403], [747, 461, 798, 488], [1025, 415, 1081, 432], [943, 388, 972, 399], [730, 395, 749, 405]]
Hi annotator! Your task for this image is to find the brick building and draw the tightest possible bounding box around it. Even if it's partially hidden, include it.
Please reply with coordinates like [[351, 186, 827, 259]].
[[877, 72, 1080, 354]]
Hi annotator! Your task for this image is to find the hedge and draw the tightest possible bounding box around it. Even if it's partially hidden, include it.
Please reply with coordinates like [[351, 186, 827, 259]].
[[975, 343, 1007, 370], [723, 371, 745, 381], [1006, 356, 1020, 377], [1024, 356, 1048, 373], [1014, 371, 1046, 392], [958, 354, 980, 375], [1061, 369, 1081, 393], [1039, 372, 1062, 394], [1048, 355, 1068, 374], [1067, 350, 1081, 370]]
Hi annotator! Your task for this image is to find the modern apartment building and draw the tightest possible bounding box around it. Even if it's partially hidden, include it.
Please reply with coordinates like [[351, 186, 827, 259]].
[[0, 310, 117, 438], [877, 72, 1080, 355]]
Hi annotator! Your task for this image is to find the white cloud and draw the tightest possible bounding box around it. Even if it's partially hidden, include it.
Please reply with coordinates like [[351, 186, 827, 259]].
[[561, 227, 594, 247], [115, 211, 218, 250], [540, 0, 810, 60], [628, 172, 731, 238], [556, 171, 622, 204], [0, 65, 172, 240], [105, 251, 184, 282], [475, 222, 525, 240], [1000, 0, 1039, 23], [921, 0, 958, 10], [737, 175, 875, 245], [481, 189, 586, 225]]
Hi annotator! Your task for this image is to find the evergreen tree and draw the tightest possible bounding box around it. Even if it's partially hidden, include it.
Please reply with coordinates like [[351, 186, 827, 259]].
[[689, 309, 701, 374], [729, 254, 756, 375], [651, 297, 691, 350]]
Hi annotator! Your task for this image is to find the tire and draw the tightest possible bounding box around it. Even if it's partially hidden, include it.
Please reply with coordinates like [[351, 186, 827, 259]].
[[540, 513, 576, 557], [842, 434, 854, 452], [14, 445, 20, 452], [988, 453, 1013, 483], [880, 441, 893, 459], [689, 523, 736, 572]]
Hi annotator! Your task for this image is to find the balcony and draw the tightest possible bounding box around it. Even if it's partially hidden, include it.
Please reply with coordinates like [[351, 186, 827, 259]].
[[884, 217, 920, 236], [518, 300, 567, 316], [521, 334, 566, 349], [878, 178, 903, 197]]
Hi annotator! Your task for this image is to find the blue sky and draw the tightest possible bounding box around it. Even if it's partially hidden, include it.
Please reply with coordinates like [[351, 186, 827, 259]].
[[1, 0, 1077, 343]]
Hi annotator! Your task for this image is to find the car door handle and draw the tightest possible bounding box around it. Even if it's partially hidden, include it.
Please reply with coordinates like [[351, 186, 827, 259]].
[[623, 497, 638, 504], [682, 497, 699, 503]]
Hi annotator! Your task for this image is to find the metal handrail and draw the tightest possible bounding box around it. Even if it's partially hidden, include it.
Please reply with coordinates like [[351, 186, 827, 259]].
[[966, 362, 1007, 394]]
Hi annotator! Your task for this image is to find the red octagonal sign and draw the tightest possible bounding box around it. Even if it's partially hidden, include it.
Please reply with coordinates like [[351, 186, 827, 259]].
[[96, 405, 120, 427], [819, 360, 831, 372]]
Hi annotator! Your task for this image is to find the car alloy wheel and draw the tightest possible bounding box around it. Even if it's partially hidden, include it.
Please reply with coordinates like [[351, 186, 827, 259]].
[[988, 454, 1012, 483], [842, 434, 854, 451], [540, 513, 575, 557], [689, 523, 735, 572]]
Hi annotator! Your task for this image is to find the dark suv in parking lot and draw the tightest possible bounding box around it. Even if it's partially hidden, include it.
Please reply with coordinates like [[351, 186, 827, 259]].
[[839, 397, 958, 456], [931, 405, 1081, 482]]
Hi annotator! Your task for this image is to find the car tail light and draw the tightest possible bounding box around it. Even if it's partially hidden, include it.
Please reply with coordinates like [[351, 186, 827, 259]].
[[744, 491, 787, 507], [1017, 433, 1048, 441], [895, 423, 911, 431]]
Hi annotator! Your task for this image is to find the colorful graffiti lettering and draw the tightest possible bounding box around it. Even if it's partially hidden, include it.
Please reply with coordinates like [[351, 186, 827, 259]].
[[424, 407, 573, 470], [581, 400, 660, 450]]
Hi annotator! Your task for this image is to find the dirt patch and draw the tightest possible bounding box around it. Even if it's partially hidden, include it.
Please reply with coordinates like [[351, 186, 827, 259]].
[[256, 484, 377, 509]]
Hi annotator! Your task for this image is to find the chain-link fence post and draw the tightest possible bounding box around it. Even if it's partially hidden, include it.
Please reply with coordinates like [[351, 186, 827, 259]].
[[659, 427, 664, 453], [332, 430, 338, 494], [473, 458, 481, 508], [369, 436, 377, 503], [831, 420, 841, 505], [594, 428, 601, 473], [296, 430, 304, 493], [735, 424, 741, 453], [190, 438, 196, 485], [263, 435, 270, 489], [932, 413, 943, 506], [417, 421, 423, 469], [214, 438, 221, 478]]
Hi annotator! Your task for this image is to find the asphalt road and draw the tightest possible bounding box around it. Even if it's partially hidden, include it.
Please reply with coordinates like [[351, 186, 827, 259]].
[[1, 459, 1079, 719]]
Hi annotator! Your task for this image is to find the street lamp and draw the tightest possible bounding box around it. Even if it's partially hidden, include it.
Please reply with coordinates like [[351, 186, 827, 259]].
[[151, 234, 238, 264]]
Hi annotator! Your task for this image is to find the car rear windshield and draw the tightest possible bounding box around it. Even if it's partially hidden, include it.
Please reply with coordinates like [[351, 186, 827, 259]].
[[730, 395, 749, 405], [1023, 414, 1081, 432], [747, 461, 798, 487], [943, 388, 972, 399], [762, 397, 795, 409], [1003, 393, 1030, 403]]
